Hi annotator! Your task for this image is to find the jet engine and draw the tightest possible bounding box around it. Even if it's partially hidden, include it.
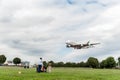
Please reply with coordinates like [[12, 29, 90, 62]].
[[66, 45, 71, 48]]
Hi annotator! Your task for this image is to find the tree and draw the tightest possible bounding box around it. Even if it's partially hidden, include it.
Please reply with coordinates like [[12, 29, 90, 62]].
[[105, 57, 116, 68], [87, 57, 99, 68], [57, 62, 64, 67], [65, 62, 72, 67], [13, 57, 21, 65], [118, 57, 120, 67], [79, 61, 86, 67], [0, 55, 6, 65], [100, 60, 107, 68]]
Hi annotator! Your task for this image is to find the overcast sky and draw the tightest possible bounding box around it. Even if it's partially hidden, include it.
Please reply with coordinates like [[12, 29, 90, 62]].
[[0, 0, 120, 64]]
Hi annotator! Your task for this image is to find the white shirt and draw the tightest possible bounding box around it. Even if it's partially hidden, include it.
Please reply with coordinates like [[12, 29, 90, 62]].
[[38, 59, 43, 66]]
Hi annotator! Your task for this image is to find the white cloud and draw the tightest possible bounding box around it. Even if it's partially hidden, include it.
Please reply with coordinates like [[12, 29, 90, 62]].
[[0, 0, 120, 64]]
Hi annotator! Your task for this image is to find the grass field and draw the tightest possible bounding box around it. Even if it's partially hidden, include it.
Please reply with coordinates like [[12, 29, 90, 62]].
[[0, 66, 120, 80]]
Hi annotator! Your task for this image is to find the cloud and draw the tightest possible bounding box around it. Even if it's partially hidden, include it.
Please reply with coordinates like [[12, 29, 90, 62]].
[[0, 0, 120, 64], [67, 0, 75, 5]]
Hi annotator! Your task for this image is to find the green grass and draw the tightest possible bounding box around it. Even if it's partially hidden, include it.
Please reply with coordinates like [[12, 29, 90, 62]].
[[0, 66, 120, 80]]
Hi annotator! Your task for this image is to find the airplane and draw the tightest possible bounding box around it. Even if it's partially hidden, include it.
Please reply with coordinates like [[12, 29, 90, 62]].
[[66, 40, 100, 49]]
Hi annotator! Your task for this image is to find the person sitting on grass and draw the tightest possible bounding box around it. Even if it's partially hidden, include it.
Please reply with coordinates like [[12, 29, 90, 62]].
[[47, 63, 52, 73]]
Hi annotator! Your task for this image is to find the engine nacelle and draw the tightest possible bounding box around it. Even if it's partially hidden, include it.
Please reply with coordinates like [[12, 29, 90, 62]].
[[66, 45, 71, 48]]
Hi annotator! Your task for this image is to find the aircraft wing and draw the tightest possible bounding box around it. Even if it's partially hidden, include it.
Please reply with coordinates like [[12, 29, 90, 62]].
[[66, 42, 79, 46], [90, 43, 100, 45]]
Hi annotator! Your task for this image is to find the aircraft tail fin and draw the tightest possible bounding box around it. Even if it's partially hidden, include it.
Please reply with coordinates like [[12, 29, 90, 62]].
[[87, 41, 90, 44]]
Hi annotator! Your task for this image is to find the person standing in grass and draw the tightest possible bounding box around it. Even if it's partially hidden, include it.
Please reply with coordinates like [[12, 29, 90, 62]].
[[37, 57, 43, 73]]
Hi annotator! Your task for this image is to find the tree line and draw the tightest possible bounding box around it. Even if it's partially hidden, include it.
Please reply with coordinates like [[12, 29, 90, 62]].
[[0, 54, 120, 69], [0, 55, 21, 65], [46, 57, 118, 69]]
